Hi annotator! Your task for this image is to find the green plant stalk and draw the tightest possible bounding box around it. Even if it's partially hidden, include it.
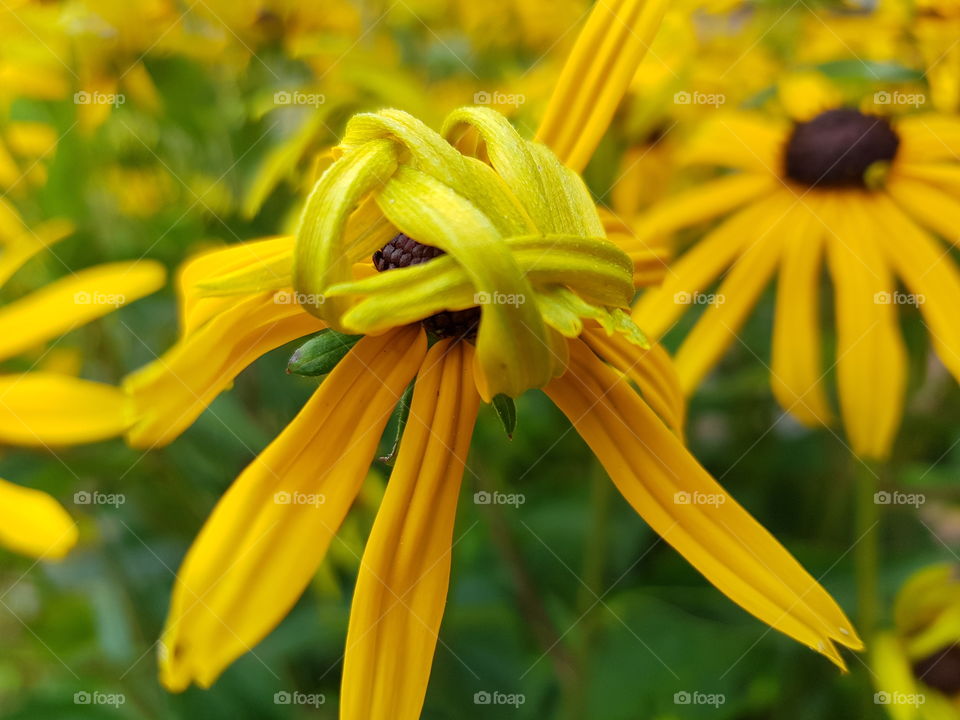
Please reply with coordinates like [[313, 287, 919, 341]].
[[854, 458, 881, 641]]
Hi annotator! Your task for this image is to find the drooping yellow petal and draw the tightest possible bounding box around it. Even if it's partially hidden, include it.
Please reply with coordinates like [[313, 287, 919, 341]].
[[872, 194, 960, 383], [0, 373, 131, 445], [825, 193, 906, 460], [870, 632, 920, 720], [771, 200, 832, 426], [546, 340, 862, 668], [536, 0, 670, 171], [674, 194, 794, 393], [125, 292, 324, 449], [582, 327, 685, 434], [0, 477, 77, 560], [0, 261, 166, 361], [342, 339, 479, 720], [160, 326, 427, 692], [633, 190, 786, 342]]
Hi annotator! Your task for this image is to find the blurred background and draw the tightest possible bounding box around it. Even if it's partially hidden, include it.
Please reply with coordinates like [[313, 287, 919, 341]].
[[1, 0, 959, 717]]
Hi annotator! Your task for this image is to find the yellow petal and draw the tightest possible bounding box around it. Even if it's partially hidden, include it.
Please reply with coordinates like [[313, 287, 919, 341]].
[[0, 218, 74, 288], [771, 201, 832, 426], [674, 194, 793, 393], [0, 477, 77, 560], [872, 194, 960, 383], [160, 326, 427, 692], [536, 0, 670, 171], [546, 340, 862, 667], [634, 190, 785, 342], [0, 373, 131, 445], [0, 261, 166, 361], [342, 339, 480, 720], [870, 632, 920, 720], [825, 194, 906, 460], [124, 292, 324, 449], [896, 114, 960, 163], [885, 173, 960, 250], [679, 112, 788, 174]]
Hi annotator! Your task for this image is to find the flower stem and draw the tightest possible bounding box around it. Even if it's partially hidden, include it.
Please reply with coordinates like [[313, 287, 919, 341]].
[[854, 458, 881, 640]]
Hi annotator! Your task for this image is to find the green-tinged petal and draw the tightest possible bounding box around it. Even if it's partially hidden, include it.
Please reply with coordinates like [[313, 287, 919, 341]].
[[342, 339, 479, 720], [536, 0, 670, 171], [0, 218, 74, 288], [0, 477, 77, 560], [0, 373, 131, 445], [160, 326, 426, 692], [125, 292, 324, 448], [546, 340, 862, 668], [0, 261, 166, 361]]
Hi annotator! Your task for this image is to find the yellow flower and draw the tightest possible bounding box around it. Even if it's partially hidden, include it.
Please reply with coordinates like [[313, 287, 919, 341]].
[[634, 76, 960, 460], [873, 564, 960, 718], [126, 1, 860, 714], [0, 207, 166, 559]]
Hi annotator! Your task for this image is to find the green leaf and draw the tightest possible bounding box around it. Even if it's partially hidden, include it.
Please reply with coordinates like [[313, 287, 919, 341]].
[[812, 60, 924, 84], [287, 329, 363, 376], [492, 394, 517, 439], [379, 382, 415, 464]]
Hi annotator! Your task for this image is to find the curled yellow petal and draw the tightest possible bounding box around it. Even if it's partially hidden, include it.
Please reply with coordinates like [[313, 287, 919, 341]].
[[0, 477, 77, 560]]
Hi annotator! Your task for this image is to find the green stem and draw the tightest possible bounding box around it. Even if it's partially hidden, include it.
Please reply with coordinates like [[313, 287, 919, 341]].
[[854, 458, 881, 641]]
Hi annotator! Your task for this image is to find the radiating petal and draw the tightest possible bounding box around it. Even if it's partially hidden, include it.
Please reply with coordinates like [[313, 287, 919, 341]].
[[872, 194, 960, 383], [342, 339, 479, 720], [0, 477, 77, 560], [885, 174, 960, 249], [896, 114, 960, 163], [159, 326, 427, 692], [124, 292, 324, 449], [825, 194, 906, 460], [0, 373, 130, 445], [679, 112, 789, 174], [536, 0, 670, 171], [0, 218, 74, 288], [0, 261, 166, 361], [633, 190, 787, 342], [546, 340, 862, 667], [771, 201, 832, 426]]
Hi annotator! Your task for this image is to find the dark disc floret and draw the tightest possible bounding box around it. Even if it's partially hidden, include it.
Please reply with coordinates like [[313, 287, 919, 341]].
[[784, 108, 900, 188], [912, 643, 960, 696], [373, 233, 480, 340]]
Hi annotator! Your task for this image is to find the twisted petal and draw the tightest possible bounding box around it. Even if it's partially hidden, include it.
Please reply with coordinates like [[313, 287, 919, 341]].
[[160, 326, 426, 692], [0, 373, 131, 445], [546, 340, 862, 667], [0, 261, 166, 361], [342, 339, 479, 720], [0, 478, 76, 560]]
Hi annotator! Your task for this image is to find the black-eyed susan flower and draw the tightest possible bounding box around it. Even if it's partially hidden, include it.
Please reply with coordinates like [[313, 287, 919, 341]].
[[0, 210, 165, 560], [633, 75, 960, 460], [123, 1, 861, 715], [873, 564, 960, 718]]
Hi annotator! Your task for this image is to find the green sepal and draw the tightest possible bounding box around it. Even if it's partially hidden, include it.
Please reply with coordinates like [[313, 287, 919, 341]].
[[379, 381, 415, 464], [287, 329, 363, 376], [492, 394, 517, 439]]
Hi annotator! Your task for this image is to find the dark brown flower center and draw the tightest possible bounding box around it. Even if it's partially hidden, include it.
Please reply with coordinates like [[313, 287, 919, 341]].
[[373, 233, 480, 340], [912, 643, 960, 696], [784, 108, 900, 188]]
